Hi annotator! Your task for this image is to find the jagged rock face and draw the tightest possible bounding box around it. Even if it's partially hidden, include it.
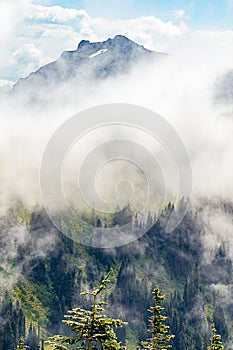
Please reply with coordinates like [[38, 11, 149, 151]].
[[12, 35, 165, 103]]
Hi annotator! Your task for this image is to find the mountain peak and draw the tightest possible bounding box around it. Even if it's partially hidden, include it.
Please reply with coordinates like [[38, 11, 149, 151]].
[[77, 39, 91, 50], [12, 35, 166, 103], [76, 35, 143, 54], [106, 35, 139, 49], [113, 34, 131, 42]]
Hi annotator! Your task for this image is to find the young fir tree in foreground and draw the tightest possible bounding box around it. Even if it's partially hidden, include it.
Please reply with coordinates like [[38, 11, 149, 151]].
[[47, 269, 127, 350], [141, 287, 174, 350], [15, 337, 29, 350], [210, 324, 224, 350]]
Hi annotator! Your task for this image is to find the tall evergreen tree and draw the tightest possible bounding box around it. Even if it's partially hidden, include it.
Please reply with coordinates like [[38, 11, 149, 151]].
[[26, 323, 39, 350], [210, 324, 224, 350], [15, 337, 29, 350], [141, 287, 174, 350], [47, 269, 127, 350]]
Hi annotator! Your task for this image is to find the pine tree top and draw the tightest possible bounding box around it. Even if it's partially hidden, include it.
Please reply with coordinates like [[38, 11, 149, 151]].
[[141, 286, 174, 350], [47, 269, 127, 350], [15, 337, 29, 350], [210, 324, 224, 350], [80, 268, 113, 298]]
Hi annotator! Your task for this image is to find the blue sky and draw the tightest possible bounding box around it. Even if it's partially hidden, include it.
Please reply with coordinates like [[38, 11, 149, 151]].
[[47, 0, 233, 30]]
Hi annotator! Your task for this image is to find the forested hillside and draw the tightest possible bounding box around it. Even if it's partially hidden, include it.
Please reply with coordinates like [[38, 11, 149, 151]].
[[0, 200, 233, 349]]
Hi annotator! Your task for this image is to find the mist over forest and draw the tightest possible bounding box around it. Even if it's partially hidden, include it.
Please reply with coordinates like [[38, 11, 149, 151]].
[[0, 2, 233, 349]]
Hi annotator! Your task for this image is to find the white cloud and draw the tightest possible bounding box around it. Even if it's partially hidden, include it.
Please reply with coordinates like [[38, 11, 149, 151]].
[[0, 0, 31, 42], [28, 4, 88, 23], [171, 9, 186, 20], [0, 79, 14, 97], [12, 43, 44, 78], [0, 3, 233, 84], [0, 3, 232, 242], [76, 15, 184, 45]]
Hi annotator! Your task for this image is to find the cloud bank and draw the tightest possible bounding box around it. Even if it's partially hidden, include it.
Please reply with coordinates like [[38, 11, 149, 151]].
[[0, 2, 232, 253]]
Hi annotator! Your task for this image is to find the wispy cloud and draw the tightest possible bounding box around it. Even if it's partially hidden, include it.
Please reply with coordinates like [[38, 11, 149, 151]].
[[28, 3, 88, 23]]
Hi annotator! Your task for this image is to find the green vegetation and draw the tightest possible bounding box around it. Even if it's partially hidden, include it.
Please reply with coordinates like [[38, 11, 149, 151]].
[[47, 269, 126, 350], [210, 324, 224, 350], [15, 337, 29, 350], [0, 201, 232, 350], [141, 287, 174, 350], [14, 280, 49, 327]]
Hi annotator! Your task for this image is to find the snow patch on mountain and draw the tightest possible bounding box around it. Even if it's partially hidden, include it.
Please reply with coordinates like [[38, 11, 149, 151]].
[[89, 49, 108, 58]]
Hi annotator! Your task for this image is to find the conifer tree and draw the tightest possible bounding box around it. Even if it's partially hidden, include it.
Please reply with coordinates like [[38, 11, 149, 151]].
[[141, 287, 174, 350], [47, 269, 127, 350], [15, 337, 29, 350], [26, 323, 39, 350], [210, 324, 224, 350]]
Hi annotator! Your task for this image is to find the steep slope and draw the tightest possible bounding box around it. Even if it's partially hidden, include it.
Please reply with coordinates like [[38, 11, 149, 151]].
[[1, 201, 233, 350], [12, 35, 165, 104]]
